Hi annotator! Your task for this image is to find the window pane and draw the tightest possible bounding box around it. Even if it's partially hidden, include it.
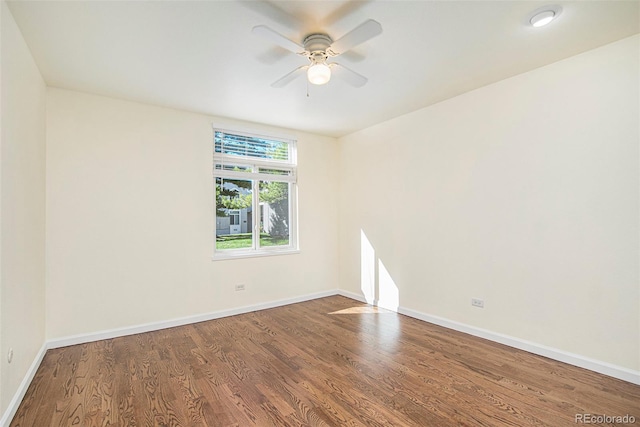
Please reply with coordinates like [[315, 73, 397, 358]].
[[216, 178, 253, 250], [215, 131, 289, 162], [259, 181, 290, 248]]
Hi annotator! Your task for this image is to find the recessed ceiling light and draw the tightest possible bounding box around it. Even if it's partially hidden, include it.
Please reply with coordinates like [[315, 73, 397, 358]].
[[531, 10, 555, 27], [528, 5, 562, 28]]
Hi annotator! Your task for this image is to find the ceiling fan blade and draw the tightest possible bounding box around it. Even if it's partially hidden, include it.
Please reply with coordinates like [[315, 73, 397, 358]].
[[239, 1, 305, 32], [256, 47, 291, 65], [329, 19, 382, 55], [330, 63, 368, 87], [252, 25, 304, 54], [323, 0, 373, 28], [271, 65, 308, 88]]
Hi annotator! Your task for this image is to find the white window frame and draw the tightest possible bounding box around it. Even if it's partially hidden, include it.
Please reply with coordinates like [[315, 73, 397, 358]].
[[213, 126, 299, 260]]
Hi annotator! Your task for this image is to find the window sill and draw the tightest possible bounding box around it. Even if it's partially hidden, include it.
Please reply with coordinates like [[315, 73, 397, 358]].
[[212, 248, 300, 261]]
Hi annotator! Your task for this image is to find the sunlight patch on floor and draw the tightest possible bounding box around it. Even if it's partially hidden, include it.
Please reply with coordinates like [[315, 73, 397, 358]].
[[329, 306, 396, 315]]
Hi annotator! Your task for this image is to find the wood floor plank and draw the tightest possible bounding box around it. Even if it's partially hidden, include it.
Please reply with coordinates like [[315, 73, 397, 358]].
[[9, 296, 640, 426]]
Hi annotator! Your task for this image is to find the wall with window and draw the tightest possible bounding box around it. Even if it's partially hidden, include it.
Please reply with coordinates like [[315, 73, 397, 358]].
[[45, 88, 339, 340], [337, 35, 639, 371], [0, 1, 47, 414]]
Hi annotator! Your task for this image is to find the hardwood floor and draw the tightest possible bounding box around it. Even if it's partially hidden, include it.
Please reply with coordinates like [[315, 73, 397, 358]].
[[10, 296, 640, 426]]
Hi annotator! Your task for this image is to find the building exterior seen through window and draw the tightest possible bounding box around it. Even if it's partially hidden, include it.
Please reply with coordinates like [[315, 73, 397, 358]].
[[213, 128, 297, 258]]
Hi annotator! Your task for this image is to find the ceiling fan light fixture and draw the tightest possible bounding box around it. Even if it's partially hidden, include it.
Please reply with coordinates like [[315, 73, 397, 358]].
[[307, 62, 331, 85]]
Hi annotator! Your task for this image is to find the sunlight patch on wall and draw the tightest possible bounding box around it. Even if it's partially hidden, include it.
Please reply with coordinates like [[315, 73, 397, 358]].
[[378, 259, 399, 312], [360, 229, 401, 311], [360, 230, 376, 304]]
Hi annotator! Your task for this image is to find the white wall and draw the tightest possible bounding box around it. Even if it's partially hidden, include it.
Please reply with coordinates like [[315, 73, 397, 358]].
[[0, 0, 47, 414], [45, 88, 339, 339], [338, 35, 639, 371]]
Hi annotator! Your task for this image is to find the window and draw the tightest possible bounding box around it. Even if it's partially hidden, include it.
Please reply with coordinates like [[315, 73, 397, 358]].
[[213, 128, 298, 258]]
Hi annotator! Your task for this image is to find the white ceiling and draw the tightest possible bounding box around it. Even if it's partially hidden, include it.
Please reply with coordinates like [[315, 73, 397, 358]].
[[7, 0, 639, 137]]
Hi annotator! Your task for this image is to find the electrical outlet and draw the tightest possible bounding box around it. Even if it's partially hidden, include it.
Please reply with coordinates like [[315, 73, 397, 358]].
[[7, 348, 13, 364], [471, 298, 484, 308], [235, 284, 245, 291]]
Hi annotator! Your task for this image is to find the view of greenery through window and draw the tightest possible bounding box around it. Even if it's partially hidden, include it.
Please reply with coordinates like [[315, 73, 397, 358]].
[[215, 178, 290, 250], [214, 130, 294, 253]]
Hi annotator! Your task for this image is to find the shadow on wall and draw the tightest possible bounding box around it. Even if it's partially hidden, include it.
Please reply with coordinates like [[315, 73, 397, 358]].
[[360, 230, 399, 312]]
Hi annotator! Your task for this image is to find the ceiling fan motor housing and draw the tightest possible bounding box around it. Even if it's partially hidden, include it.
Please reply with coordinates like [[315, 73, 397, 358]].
[[303, 34, 333, 54]]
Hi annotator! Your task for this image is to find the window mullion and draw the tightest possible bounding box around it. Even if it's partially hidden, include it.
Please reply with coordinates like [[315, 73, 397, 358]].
[[289, 182, 294, 249], [253, 179, 260, 250]]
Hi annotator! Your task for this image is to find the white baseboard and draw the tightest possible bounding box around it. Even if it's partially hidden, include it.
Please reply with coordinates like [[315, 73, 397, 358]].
[[337, 290, 640, 385], [0, 343, 48, 427], [337, 290, 368, 303], [47, 290, 337, 349]]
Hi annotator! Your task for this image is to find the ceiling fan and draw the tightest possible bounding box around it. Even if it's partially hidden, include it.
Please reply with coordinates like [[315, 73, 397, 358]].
[[252, 19, 383, 88]]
